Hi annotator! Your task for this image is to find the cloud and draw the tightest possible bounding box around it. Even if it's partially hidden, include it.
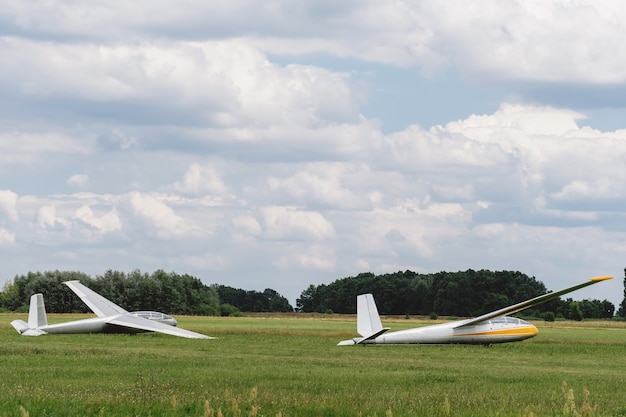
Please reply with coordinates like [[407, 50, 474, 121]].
[[0, 37, 361, 131], [67, 174, 89, 189], [552, 178, 625, 201], [0, 131, 92, 167], [0, 190, 19, 221], [267, 163, 363, 208], [171, 163, 227, 196], [232, 213, 262, 238], [127, 192, 192, 239], [0, 228, 15, 245], [37, 205, 66, 229], [274, 244, 336, 271], [4, 1, 626, 85], [261, 206, 335, 241], [74, 205, 122, 233]]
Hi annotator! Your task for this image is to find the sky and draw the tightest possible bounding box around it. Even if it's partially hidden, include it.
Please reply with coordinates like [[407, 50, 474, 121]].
[[1, 1, 625, 309]]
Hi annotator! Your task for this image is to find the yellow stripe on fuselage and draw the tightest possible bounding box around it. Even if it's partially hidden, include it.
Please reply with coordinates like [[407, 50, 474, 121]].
[[454, 326, 538, 338]]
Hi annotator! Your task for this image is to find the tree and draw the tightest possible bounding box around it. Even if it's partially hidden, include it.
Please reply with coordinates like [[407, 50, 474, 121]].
[[0, 281, 20, 311], [580, 299, 597, 319], [599, 299, 615, 318], [568, 301, 583, 321], [618, 268, 626, 317], [212, 285, 293, 312], [296, 284, 319, 312], [264, 289, 293, 312]]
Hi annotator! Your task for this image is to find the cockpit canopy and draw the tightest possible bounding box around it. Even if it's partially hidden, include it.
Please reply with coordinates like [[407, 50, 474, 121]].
[[130, 311, 178, 327], [490, 317, 530, 326]]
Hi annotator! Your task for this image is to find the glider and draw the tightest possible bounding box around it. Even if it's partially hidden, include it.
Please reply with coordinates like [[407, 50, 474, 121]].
[[338, 275, 613, 346], [11, 280, 212, 339]]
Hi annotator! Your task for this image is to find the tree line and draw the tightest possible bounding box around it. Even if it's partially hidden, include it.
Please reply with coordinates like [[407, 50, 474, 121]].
[[0, 268, 620, 319], [0, 270, 294, 316], [296, 269, 616, 320]]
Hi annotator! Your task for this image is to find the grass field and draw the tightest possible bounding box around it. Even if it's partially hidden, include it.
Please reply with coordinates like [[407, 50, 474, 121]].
[[1, 313, 625, 417]]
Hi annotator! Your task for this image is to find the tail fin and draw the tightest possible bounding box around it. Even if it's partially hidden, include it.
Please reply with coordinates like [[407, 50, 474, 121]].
[[28, 293, 48, 328], [357, 294, 384, 336], [11, 294, 48, 336], [338, 294, 389, 345]]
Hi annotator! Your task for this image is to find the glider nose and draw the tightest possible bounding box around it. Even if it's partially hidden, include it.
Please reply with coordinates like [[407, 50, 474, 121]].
[[524, 323, 539, 339]]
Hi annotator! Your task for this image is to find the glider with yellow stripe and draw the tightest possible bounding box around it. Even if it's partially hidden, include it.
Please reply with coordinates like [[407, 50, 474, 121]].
[[338, 275, 612, 346]]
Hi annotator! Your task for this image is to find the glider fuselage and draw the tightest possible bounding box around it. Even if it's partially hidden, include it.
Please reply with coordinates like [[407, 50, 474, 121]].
[[35, 315, 137, 335], [366, 316, 538, 345]]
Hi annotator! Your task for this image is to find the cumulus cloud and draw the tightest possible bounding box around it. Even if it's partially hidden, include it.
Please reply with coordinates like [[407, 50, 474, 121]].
[[246, 2, 626, 84], [261, 206, 335, 241], [0, 190, 19, 222], [37, 206, 60, 228], [232, 213, 262, 238], [0, 228, 15, 245], [74, 205, 122, 233], [267, 163, 361, 208], [552, 178, 624, 201], [67, 174, 89, 189], [127, 192, 191, 239], [274, 244, 336, 271], [4, 1, 626, 85], [172, 163, 227, 196], [0, 38, 361, 130]]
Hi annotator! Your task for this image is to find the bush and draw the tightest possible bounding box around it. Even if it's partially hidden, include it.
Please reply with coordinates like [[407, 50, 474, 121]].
[[220, 303, 243, 317]]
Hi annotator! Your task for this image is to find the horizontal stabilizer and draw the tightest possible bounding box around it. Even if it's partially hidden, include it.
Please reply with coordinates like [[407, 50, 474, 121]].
[[338, 327, 390, 346], [10, 319, 29, 334], [356, 327, 390, 344], [10, 319, 47, 336]]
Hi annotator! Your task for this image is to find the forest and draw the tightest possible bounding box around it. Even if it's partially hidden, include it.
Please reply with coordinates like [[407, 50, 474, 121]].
[[0, 270, 293, 316], [0, 268, 621, 320], [296, 269, 617, 320]]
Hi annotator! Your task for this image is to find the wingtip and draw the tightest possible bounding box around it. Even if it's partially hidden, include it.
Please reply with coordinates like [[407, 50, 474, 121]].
[[590, 275, 613, 282]]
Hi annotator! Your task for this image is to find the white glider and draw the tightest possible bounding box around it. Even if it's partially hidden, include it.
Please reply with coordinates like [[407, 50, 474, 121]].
[[11, 280, 212, 339], [338, 275, 613, 346]]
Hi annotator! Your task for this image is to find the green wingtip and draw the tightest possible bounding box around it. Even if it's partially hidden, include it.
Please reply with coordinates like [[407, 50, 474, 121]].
[[590, 275, 613, 282]]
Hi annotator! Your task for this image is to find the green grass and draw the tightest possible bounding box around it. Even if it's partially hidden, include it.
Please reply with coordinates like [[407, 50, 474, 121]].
[[1, 313, 625, 416]]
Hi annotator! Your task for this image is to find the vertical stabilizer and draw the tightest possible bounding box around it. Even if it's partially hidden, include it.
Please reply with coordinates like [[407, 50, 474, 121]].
[[338, 293, 390, 345], [28, 293, 48, 328], [357, 294, 384, 336]]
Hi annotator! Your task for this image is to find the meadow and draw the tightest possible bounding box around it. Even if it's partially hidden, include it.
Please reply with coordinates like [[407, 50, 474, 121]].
[[0, 313, 625, 417]]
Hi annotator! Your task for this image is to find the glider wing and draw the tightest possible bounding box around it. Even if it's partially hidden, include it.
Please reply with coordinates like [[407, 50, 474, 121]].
[[107, 314, 212, 339], [454, 275, 613, 329], [64, 280, 128, 317]]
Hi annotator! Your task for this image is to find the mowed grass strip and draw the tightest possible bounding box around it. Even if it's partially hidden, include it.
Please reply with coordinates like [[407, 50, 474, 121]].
[[0, 313, 625, 416]]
